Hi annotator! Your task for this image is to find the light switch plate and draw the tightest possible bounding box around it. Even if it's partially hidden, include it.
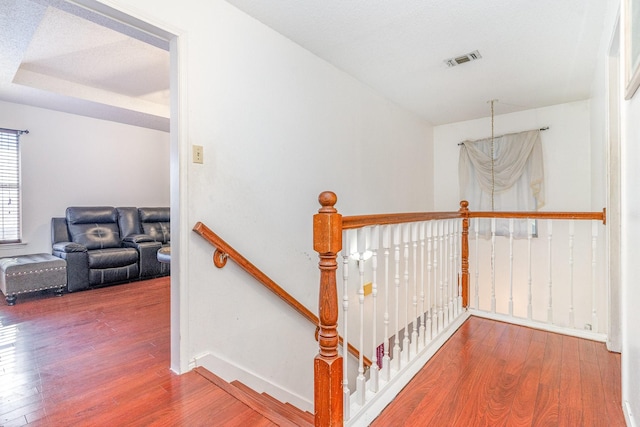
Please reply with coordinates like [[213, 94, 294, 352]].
[[193, 145, 203, 164]]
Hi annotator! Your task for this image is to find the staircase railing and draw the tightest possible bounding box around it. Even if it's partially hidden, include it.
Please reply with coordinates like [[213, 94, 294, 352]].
[[312, 191, 606, 426], [192, 222, 371, 368], [465, 208, 607, 339]]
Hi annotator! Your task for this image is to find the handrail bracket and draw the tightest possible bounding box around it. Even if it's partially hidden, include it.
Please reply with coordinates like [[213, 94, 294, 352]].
[[213, 249, 228, 268]]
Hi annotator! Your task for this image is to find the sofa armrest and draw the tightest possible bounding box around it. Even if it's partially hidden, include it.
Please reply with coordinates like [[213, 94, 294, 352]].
[[123, 240, 162, 278], [122, 234, 154, 244], [53, 241, 87, 253], [52, 246, 89, 292]]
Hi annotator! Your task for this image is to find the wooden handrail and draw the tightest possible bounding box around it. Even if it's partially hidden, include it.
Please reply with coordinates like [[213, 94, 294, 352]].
[[192, 221, 372, 370], [340, 208, 606, 230], [342, 211, 462, 229], [468, 209, 606, 224]]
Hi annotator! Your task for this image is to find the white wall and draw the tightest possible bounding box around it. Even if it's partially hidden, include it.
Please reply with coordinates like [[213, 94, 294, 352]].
[[620, 0, 640, 421], [0, 100, 170, 257], [622, 89, 640, 427], [99, 0, 434, 409], [433, 100, 593, 211]]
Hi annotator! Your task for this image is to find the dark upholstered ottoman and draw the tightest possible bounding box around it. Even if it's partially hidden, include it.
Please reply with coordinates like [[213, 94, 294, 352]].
[[0, 253, 67, 305]]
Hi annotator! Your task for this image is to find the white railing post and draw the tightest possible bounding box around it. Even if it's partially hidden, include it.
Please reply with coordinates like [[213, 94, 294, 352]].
[[508, 219, 514, 317], [474, 218, 480, 310], [402, 224, 411, 362], [370, 226, 380, 393], [591, 221, 599, 333], [455, 220, 462, 314], [443, 221, 449, 327], [392, 224, 401, 371], [356, 228, 367, 406], [411, 223, 419, 355], [448, 220, 454, 323], [437, 221, 444, 332], [341, 230, 351, 420], [547, 220, 553, 324], [426, 222, 433, 341], [527, 219, 533, 320], [491, 218, 496, 313], [568, 220, 575, 328], [382, 226, 391, 381], [419, 222, 426, 347]]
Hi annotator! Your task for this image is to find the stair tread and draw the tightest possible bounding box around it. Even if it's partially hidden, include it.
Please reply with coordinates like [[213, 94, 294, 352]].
[[195, 368, 312, 427], [261, 392, 314, 424], [231, 381, 314, 426]]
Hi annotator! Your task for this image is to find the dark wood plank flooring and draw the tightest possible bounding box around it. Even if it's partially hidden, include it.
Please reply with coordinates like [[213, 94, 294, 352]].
[[1, 279, 625, 426], [371, 316, 625, 427]]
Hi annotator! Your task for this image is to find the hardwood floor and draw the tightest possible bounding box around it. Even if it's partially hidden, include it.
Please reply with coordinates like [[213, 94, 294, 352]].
[[371, 316, 625, 427], [0, 278, 276, 426], [1, 279, 625, 426]]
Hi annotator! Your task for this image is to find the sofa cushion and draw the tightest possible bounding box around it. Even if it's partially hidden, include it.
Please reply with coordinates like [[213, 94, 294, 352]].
[[66, 207, 121, 250], [116, 207, 140, 238], [139, 207, 170, 244], [88, 248, 139, 269]]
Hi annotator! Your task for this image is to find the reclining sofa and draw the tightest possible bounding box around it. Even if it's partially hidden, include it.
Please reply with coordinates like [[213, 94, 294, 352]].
[[51, 206, 170, 292]]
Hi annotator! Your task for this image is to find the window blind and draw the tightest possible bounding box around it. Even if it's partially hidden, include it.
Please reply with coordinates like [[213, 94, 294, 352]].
[[0, 129, 21, 243]]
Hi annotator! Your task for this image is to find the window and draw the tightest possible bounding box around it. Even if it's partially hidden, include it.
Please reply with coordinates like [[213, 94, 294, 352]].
[[0, 129, 21, 243]]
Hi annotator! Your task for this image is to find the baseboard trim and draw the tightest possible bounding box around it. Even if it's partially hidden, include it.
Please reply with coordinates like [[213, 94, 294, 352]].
[[625, 401, 636, 427], [468, 310, 608, 342], [192, 352, 313, 412]]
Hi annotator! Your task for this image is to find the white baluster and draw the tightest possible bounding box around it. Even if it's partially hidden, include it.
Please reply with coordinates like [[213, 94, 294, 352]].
[[474, 218, 480, 310], [402, 223, 411, 362], [491, 218, 496, 313], [370, 226, 380, 393], [356, 228, 366, 406], [341, 230, 351, 418], [508, 219, 514, 317], [455, 220, 462, 315], [432, 221, 439, 337], [426, 222, 433, 341], [591, 221, 599, 333], [527, 219, 533, 320], [419, 222, 426, 347], [393, 224, 401, 371], [569, 220, 575, 328], [382, 225, 391, 381], [448, 219, 454, 323], [442, 220, 449, 327], [438, 221, 444, 332], [411, 223, 419, 355], [547, 220, 553, 324]]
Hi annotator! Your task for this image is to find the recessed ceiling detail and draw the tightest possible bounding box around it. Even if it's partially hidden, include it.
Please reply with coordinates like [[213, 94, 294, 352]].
[[444, 50, 482, 68], [0, 0, 169, 132]]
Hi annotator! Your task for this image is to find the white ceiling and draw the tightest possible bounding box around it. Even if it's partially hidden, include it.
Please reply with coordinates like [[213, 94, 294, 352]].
[[225, 0, 610, 125], [0, 0, 610, 130]]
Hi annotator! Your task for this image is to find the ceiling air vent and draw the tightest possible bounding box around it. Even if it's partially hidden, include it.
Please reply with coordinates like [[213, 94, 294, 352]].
[[444, 50, 482, 67]]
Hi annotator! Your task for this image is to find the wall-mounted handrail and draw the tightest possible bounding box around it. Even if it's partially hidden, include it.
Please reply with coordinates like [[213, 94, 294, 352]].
[[192, 221, 371, 370]]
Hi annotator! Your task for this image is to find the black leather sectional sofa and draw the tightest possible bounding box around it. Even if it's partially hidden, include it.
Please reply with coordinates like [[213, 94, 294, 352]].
[[51, 206, 170, 292]]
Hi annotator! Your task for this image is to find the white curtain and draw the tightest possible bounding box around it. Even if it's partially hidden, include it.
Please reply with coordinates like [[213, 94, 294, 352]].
[[459, 129, 545, 238]]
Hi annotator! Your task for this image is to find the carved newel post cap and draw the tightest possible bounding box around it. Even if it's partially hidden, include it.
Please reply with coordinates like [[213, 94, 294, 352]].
[[460, 200, 469, 209], [318, 191, 338, 213]]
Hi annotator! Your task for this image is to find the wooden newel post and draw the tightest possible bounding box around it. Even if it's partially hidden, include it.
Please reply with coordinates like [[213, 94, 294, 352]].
[[459, 201, 470, 308], [313, 191, 343, 426]]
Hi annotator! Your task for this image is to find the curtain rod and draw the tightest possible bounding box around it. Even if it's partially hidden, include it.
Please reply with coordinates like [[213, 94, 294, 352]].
[[0, 127, 29, 135], [458, 126, 548, 145]]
